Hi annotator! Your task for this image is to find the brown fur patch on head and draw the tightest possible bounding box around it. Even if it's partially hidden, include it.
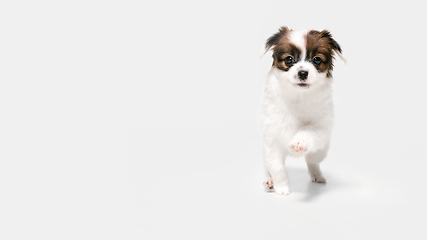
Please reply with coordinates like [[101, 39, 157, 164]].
[[306, 30, 342, 78], [265, 27, 302, 72]]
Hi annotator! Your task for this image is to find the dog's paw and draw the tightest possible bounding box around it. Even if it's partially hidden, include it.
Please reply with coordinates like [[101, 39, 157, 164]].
[[288, 140, 308, 153], [310, 174, 326, 183], [274, 185, 290, 196], [263, 178, 274, 191]]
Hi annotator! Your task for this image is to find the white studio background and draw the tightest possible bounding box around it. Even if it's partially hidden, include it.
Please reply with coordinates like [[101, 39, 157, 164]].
[[1, 1, 426, 239]]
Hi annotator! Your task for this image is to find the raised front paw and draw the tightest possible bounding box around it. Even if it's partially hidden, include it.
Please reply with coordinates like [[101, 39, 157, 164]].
[[288, 140, 308, 153]]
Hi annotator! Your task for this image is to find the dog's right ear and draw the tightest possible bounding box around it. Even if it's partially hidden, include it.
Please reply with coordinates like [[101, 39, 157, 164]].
[[260, 26, 291, 58]]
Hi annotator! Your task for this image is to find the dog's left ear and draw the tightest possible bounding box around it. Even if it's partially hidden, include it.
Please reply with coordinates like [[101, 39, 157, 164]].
[[260, 26, 291, 58], [320, 30, 347, 64]]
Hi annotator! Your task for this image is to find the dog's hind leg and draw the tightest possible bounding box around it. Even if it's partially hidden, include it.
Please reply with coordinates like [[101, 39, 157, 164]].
[[305, 146, 329, 183]]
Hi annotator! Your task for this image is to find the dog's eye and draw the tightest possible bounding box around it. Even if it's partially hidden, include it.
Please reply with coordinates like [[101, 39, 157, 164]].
[[312, 57, 322, 65], [284, 56, 294, 65]]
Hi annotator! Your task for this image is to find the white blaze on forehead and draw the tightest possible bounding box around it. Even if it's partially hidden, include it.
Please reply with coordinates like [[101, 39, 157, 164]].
[[288, 30, 308, 61]]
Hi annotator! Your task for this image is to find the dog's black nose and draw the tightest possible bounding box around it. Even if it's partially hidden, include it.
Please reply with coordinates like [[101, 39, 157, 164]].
[[298, 70, 308, 81]]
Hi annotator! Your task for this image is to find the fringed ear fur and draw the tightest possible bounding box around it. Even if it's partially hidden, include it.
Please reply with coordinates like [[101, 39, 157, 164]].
[[260, 26, 291, 59], [336, 51, 347, 64], [320, 30, 347, 64]]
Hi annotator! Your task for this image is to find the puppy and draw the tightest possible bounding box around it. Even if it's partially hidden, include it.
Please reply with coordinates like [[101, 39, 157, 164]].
[[260, 27, 344, 195]]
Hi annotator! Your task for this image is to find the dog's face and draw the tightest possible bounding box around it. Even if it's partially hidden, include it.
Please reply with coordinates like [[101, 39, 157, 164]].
[[265, 27, 342, 89]]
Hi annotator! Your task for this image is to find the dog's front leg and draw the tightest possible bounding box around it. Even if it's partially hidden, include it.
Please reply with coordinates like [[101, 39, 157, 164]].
[[288, 124, 330, 155], [263, 143, 290, 195], [288, 125, 331, 183]]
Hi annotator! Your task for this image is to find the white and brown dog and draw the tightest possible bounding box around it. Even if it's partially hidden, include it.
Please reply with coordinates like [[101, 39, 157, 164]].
[[261, 27, 344, 195]]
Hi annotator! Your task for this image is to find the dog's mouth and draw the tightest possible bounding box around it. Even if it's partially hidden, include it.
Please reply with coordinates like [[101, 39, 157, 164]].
[[296, 83, 309, 88]]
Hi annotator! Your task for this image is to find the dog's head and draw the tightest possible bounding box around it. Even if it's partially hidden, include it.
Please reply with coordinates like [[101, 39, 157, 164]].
[[265, 27, 343, 89]]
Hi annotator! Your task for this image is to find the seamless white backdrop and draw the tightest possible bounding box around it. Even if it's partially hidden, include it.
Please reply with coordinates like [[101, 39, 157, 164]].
[[1, 1, 426, 239]]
